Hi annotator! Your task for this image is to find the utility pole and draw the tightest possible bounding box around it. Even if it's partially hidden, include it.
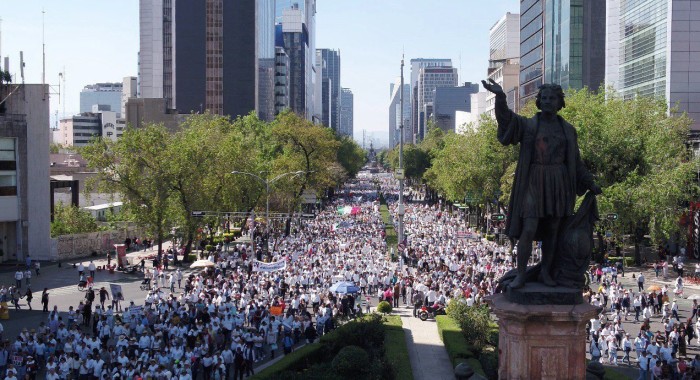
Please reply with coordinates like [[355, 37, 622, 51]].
[[398, 55, 405, 253]]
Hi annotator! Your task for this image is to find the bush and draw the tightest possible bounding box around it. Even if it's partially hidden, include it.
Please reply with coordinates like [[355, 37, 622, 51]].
[[446, 297, 491, 351], [607, 256, 635, 267], [321, 314, 386, 353], [383, 315, 413, 380], [479, 346, 498, 379], [436, 316, 476, 364], [331, 346, 370, 378], [377, 301, 392, 314]]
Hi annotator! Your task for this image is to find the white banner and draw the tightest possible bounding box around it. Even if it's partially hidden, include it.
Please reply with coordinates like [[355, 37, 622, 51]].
[[252, 258, 287, 272]]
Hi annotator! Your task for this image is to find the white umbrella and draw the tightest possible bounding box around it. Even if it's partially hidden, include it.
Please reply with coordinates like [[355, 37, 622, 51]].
[[190, 259, 216, 269], [687, 294, 700, 300]]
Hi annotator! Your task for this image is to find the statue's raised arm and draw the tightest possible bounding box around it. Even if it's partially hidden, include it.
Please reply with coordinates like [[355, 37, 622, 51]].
[[481, 79, 525, 146]]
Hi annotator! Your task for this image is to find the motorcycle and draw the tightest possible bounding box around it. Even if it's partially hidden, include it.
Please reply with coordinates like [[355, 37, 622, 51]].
[[418, 304, 446, 321]]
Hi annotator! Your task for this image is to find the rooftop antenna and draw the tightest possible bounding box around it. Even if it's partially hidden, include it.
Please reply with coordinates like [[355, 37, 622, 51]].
[[42, 9, 46, 97], [19, 51, 25, 85]]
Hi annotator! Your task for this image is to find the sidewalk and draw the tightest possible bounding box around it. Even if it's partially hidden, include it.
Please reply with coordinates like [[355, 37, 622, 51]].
[[396, 306, 455, 380]]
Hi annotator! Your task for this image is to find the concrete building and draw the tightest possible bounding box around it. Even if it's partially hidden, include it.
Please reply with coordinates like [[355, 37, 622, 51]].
[[409, 59, 452, 142], [389, 81, 411, 147], [606, 0, 700, 132], [455, 92, 489, 133], [433, 83, 480, 133], [339, 88, 353, 137], [125, 97, 184, 132], [58, 109, 124, 147], [279, 4, 316, 120], [138, 0, 277, 120], [519, 0, 606, 108], [417, 66, 458, 140], [121, 77, 137, 118], [0, 84, 51, 261], [486, 12, 520, 115], [318, 49, 341, 131], [80, 82, 123, 116]]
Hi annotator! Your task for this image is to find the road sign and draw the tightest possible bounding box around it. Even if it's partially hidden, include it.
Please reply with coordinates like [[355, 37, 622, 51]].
[[605, 230, 613, 238], [394, 168, 405, 180], [606, 213, 619, 221], [191, 211, 206, 217], [490, 213, 506, 222]]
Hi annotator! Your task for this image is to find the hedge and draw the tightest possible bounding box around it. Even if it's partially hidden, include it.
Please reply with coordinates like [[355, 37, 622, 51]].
[[384, 315, 414, 380], [436, 316, 484, 375], [607, 256, 635, 267], [251, 343, 324, 380], [379, 204, 398, 260]]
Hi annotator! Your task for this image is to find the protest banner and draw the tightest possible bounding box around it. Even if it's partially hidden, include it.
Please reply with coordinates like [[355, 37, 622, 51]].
[[252, 258, 287, 272]]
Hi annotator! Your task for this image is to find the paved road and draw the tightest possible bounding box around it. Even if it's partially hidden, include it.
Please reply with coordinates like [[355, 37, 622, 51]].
[[588, 266, 700, 379]]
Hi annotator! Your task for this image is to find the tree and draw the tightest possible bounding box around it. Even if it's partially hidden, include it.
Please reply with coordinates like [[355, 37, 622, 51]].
[[80, 125, 174, 255], [50, 203, 100, 237], [336, 135, 366, 179]]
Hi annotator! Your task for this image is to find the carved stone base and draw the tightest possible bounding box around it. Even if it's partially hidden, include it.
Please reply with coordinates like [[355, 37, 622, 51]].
[[505, 282, 583, 305], [487, 294, 600, 380]]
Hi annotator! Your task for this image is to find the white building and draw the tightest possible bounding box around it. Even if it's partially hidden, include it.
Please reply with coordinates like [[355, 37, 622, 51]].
[[58, 109, 123, 147], [486, 12, 521, 116], [456, 92, 489, 133]]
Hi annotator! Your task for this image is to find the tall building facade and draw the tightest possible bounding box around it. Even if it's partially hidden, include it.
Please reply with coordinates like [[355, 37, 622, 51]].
[[389, 81, 411, 147], [433, 83, 480, 132], [80, 83, 123, 116], [409, 59, 452, 142], [274, 47, 291, 116], [339, 88, 353, 137], [138, 0, 276, 120], [417, 66, 458, 140], [318, 49, 341, 131], [519, 0, 606, 108], [605, 0, 699, 131], [486, 12, 521, 115], [0, 84, 51, 261]]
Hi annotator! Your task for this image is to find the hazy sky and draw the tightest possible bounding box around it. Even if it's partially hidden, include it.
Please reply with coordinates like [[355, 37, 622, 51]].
[[3, 1, 518, 146]]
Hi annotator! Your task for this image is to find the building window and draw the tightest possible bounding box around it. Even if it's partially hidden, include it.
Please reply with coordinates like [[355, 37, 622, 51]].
[[0, 138, 17, 196]]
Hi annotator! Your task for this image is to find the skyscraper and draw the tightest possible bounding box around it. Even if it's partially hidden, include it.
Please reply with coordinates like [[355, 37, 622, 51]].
[[519, 0, 605, 108], [138, 0, 276, 120], [409, 59, 452, 142], [605, 0, 700, 132], [318, 49, 341, 131], [339, 88, 354, 137], [417, 66, 458, 140], [486, 12, 520, 115], [389, 81, 411, 147]]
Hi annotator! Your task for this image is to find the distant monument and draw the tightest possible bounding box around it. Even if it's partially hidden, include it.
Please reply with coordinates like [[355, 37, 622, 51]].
[[483, 80, 601, 378]]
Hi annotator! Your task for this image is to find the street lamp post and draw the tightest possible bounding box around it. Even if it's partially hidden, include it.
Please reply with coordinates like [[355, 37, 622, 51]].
[[231, 170, 307, 252], [398, 56, 405, 253]]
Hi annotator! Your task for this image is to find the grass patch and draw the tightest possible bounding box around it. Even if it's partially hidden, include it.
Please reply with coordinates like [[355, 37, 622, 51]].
[[384, 315, 413, 380], [380, 204, 398, 260], [436, 315, 487, 377]]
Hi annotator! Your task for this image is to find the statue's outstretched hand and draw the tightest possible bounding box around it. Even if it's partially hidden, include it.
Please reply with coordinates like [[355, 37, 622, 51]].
[[481, 79, 505, 96]]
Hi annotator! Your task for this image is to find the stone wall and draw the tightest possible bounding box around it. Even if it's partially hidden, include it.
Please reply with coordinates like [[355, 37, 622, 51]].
[[52, 227, 143, 260]]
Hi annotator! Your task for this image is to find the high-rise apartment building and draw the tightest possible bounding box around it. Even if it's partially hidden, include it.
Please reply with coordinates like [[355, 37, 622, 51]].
[[487, 13, 520, 115], [519, 0, 606, 108], [605, 0, 700, 132], [278, 3, 317, 120], [80, 83, 123, 116], [417, 66, 458, 140], [389, 81, 411, 147], [138, 0, 276, 120], [121, 77, 138, 118], [318, 49, 341, 131], [409, 59, 452, 142], [274, 47, 291, 116], [339, 88, 353, 137]]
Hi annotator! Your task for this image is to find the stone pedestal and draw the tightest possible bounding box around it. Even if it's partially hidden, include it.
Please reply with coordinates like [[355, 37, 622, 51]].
[[487, 293, 600, 380]]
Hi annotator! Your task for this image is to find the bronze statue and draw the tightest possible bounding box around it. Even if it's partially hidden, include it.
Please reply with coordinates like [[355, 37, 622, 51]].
[[482, 79, 601, 290]]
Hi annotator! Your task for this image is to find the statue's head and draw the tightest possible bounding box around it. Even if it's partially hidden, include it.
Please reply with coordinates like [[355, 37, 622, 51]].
[[536, 84, 566, 112]]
